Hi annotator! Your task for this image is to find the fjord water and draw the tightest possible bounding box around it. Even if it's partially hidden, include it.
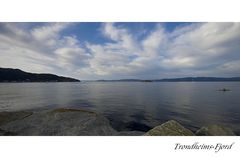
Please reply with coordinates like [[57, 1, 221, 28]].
[[0, 82, 240, 133]]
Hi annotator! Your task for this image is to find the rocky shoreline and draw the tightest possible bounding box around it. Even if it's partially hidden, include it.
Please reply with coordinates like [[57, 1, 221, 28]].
[[0, 108, 236, 136]]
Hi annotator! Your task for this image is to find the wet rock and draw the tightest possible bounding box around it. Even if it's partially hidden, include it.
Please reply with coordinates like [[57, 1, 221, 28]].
[[144, 120, 195, 136], [0, 128, 16, 136], [196, 125, 235, 136], [0, 108, 117, 136], [0, 111, 33, 126], [125, 121, 152, 132], [117, 131, 145, 136], [0, 128, 6, 136]]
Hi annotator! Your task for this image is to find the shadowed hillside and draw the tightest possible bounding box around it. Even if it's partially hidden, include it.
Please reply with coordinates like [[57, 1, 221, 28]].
[[0, 68, 80, 82]]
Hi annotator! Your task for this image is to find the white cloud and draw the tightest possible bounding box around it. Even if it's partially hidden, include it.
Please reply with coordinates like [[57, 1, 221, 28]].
[[87, 22, 240, 79], [0, 22, 239, 80], [141, 25, 167, 57], [0, 23, 89, 78], [54, 36, 91, 70], [169, 23, 240, 69], [31, 23, 69, 41]]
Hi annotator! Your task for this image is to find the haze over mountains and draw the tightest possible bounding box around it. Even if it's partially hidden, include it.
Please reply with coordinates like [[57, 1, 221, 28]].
[[0, 68, 80, 82]]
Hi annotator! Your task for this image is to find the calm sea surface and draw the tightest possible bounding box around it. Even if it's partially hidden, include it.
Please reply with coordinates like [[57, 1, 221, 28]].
[[0, 82, 240, 133]]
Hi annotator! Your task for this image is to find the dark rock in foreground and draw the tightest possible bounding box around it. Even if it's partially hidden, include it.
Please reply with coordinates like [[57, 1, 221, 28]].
[[0, 111, 33, 126], [0, 128, 16, 136], [144, 120, 195, 136], [0, 109, 237, 136], [196, 125, 235, 136], [0, 108, 116, 136], [117, 131, 145, 136]]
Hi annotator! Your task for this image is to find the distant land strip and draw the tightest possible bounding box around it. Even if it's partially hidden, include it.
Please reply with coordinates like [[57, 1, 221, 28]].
[[94, 77, 240, 82], [1, 67, 240, 82]]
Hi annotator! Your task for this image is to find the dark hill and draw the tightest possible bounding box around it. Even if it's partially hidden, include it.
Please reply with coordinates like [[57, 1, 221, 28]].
[[0, 68, 80, 82]]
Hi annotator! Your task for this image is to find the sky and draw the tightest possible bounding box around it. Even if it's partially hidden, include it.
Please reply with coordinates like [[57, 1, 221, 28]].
[[0, 22, 239, 80]]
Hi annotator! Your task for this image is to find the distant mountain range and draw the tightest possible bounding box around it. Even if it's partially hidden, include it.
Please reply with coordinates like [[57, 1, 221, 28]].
[[96, 77, 240, 82], [156, 77, 240, 82], [0, 68, 80, 82]]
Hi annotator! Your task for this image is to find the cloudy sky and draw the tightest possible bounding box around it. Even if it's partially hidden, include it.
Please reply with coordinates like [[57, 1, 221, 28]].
[[0, 22, 239, 80]]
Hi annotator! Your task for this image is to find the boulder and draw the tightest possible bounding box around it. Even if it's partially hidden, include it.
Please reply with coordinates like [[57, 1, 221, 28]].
[[0, 111, 33, 126], [0, 128, 16, 136], [144, 120, 195, 136], [196, 125, 235, 136], [0, 108, 117, 136]]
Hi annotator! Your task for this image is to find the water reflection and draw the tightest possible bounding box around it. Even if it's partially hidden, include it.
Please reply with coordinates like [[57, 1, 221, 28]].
[[0, 82, 240, 133]]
